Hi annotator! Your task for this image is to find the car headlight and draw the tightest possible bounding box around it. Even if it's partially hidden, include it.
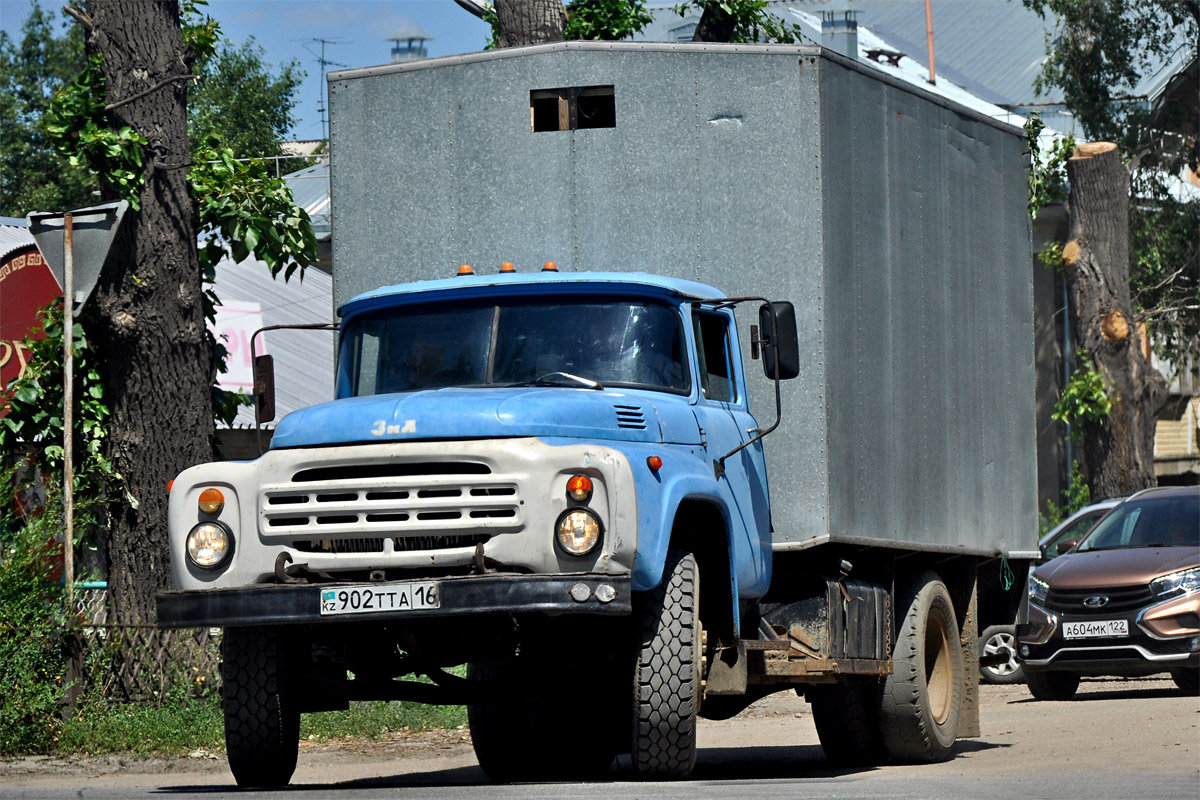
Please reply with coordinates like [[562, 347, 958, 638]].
[[1151, 567, 1200, 598], [186, 521, 233, 568], [556, 510, 602, 556], [1029, 575, 1050, 604]]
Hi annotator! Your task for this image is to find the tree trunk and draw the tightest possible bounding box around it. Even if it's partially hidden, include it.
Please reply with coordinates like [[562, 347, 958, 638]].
[[83, 0, 213, 624], [693, 5, 737, 42], [1063, 142, 1167, 498], [494, 0, 565, 48]]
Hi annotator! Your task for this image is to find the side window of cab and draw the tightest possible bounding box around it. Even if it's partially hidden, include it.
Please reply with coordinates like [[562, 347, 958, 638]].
[[693, 311, 736, 403]]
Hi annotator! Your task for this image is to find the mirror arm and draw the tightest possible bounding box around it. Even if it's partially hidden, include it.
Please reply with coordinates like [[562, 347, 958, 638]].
[[250, 323, 339, 456]]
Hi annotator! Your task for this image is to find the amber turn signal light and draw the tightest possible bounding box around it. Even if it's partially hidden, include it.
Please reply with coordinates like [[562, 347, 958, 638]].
[[198, 487, 225, 515], [566, 474, 593, 502]]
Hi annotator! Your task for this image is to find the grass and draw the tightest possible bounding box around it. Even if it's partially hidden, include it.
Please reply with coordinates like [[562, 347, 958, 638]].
[[49, 698, 466, 758]]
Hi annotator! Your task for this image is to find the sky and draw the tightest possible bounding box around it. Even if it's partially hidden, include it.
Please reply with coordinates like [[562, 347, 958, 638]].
[[0, 0, 492, 141]]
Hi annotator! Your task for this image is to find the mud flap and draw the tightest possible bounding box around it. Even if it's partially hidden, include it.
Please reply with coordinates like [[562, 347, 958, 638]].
[[959, 567, 981, 738]]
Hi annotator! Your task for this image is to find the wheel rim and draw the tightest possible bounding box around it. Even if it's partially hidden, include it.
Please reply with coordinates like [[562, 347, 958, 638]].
[[983, 631, 1018, 677], [925, 607, 954, 725]]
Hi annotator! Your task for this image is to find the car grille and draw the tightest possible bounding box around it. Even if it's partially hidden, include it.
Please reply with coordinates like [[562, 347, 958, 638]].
[[260, 460, 522, 549], [1044, 584, 1155, 615]]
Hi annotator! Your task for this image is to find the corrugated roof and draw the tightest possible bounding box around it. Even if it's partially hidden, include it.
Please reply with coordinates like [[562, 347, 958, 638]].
[[284, 161, 330, 240], [0, 219, 35, 262]]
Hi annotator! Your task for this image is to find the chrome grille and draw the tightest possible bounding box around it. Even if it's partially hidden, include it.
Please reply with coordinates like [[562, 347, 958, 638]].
[[1044, 585, 1154, 615], [260, 460, 522, 545]]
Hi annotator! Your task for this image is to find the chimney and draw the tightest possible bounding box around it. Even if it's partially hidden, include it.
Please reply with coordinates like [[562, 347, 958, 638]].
[[821, 11, 858, 61]]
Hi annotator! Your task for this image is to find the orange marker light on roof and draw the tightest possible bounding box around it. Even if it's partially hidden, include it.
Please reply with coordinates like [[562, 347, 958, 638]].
[[647, 456, 663, 473], [457, 264, 475, 276], [198, 487, 226, 515], [566, 474, 593, 502], [500, 262, 516, 273], [542, 261, 558, 272]]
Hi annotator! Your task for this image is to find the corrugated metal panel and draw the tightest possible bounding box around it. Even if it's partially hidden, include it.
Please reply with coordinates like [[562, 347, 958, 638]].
[[284, 162, 330, 240], [328, 43, 1036, 557], [213, 257, 335, 429]]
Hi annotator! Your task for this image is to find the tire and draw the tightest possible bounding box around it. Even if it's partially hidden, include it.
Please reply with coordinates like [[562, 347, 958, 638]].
[[1024, 669, 1080, 700], [221, 626, 300, 788], [809, 682, 885, 766], [632, 548, 702, 779], [878, 572, 965, 763], [467, 661, 616, 782], [979, 624, 1024, 685], [1170, 668, 1198, 695]]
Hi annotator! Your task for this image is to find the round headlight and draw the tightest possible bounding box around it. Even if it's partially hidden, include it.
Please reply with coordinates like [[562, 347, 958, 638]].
[[556, 510, 601, 556], [187, 521, 232, 568]]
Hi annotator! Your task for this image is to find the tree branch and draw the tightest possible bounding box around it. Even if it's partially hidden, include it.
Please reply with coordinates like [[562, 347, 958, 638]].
[[105, 74, 196, 112], [62, 5, 93, 31]]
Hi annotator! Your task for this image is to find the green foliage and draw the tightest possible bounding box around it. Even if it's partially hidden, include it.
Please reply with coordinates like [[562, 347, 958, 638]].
[[1, 300, 123, 512], [0, 1, 95, 216], [1053, 353, 1114, 439], [188, 39, 304, 159], [0, 499, 75, 755], [564, 0, 653, 40], [180, 0, 221, 63], [1020, 0, 1194, 148], [1040, 464, 1092, 534], [43, 54, 149, 210], [55, 695, 224, 756], [1024, 112, 1076, 219], [673, 0, 811, 43]]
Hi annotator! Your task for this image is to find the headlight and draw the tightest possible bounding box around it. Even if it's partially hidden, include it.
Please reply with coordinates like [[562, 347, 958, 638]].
[[1151, 567, 1200, 598], [1029, 575, 1050, 604], [556, 510, 601, 556], [186, 521, 233, 568]]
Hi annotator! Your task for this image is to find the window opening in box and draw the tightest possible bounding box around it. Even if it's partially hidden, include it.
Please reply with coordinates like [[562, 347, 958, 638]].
[[530, 85, 615, 132]]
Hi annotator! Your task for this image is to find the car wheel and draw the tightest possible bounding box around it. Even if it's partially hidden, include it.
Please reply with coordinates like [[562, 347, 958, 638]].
[[1170, 668, 1199, 695], [1025, 669, 1080, 700], [979, 625, 1024, 684], [878, 571, 964, 763], [632, 548, 702, 779], [221, 626, 300, 788]]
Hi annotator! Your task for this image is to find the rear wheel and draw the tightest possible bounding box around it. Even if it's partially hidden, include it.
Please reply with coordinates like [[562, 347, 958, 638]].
[[221, 626, 300, 788], [979, 624, 1024, 684], [1025, 669, 1080, 700], [632, 548, 702, 779], [809, 682, 885, 766], [879, 572, 964, 763], [467, 660, 617, 782], [1170, 668, 1199, 695]]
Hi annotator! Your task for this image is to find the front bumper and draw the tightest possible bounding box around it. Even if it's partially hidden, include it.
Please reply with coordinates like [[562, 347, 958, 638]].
[[156, 573, 632, 628]]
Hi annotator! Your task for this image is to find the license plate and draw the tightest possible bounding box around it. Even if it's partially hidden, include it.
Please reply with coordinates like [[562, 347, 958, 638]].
[[319, 583, 440, 616], [1062, 619, 1128, 639]]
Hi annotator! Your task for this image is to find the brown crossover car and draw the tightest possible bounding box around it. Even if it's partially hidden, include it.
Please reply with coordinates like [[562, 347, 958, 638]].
[[1018, 486, 1200, 700]]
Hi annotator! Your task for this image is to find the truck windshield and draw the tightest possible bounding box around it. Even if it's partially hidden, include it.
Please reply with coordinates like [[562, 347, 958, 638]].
[[339, 296, 690, 396]]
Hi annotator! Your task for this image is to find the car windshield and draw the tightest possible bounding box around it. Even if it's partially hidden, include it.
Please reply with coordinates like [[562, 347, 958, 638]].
[[1076, 493, 1199, 552], [338, 296, 690, 396]]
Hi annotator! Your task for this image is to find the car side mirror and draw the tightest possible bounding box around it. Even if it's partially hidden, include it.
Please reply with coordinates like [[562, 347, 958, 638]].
[[254, 354, 276, 424], [759, 302, 799, 380], [1055, 538, 1079, 557]]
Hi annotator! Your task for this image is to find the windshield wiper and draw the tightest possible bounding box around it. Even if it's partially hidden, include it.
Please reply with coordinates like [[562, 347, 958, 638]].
[[523, 372, 605, 390]]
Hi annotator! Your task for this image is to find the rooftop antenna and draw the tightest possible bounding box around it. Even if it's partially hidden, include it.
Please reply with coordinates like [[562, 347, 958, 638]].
[[301, 38, 349, 141]]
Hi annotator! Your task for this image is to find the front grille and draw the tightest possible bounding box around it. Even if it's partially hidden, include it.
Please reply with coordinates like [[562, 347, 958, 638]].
[[261, 460, 522, 546], [1045, 584, 1155, 615]]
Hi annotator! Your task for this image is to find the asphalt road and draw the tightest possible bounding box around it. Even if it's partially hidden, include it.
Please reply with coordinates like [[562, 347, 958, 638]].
[[5, 676, 1197, 800]]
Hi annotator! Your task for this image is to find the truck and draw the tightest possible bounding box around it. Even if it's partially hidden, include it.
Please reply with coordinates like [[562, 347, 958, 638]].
[[156, 42, 1039, 787]]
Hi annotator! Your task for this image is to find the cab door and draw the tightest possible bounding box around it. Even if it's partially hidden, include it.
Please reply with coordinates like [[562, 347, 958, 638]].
[[691, 308, 772, 596]]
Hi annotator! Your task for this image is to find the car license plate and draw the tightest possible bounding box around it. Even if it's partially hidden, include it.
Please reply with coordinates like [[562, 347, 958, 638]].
[[1062, 619, 1128, 639], [319, 583, 440, 616]]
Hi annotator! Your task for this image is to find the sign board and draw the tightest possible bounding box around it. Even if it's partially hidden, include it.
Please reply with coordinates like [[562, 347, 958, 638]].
[[210, 301, 266, 391], [0, 244, 61, 392], [27, 200, 128, 312]]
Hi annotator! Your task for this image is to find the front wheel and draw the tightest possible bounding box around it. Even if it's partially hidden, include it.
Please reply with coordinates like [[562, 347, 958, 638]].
[[979, 624, 1024, 684], [1170, 668, 1199, 695], [221, 626, 300, 788], [1025, 669, 1080, 700], [632, 548, 702, 779], [879, 572, 965, 763]]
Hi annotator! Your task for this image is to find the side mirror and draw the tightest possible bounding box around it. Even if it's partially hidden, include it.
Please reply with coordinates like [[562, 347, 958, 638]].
[[254, 354, 276, 424], [1055, 538, 1079, 557], [759, 302, 799, 380]]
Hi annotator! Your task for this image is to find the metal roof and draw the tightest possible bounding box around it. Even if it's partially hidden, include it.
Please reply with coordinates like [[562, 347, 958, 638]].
[[0, 219, 35, 262], [283, 161, 330, 241]]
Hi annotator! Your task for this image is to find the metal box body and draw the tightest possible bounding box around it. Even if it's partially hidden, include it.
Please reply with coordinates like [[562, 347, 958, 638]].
[[328, 42, 1036, 559]]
